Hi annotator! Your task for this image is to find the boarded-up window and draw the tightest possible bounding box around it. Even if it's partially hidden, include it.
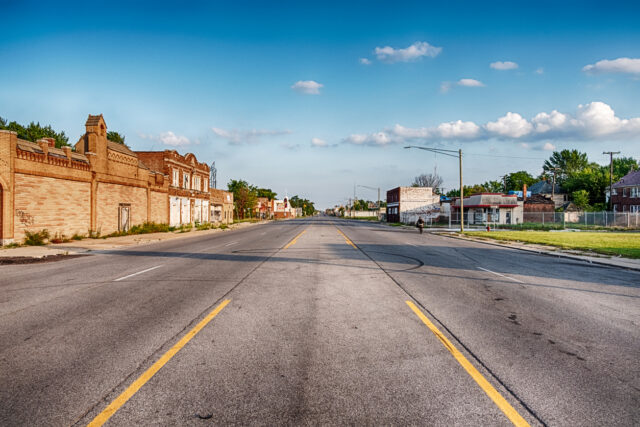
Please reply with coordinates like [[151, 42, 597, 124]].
[[119, 204, 131, 232]]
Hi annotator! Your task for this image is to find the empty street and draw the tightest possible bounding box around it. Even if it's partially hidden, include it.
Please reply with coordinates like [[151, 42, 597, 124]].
[[1, 217, 639, 426]]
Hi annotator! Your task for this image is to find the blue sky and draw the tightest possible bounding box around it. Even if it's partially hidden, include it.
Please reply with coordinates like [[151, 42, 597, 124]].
[[2, 1, 640, 208]]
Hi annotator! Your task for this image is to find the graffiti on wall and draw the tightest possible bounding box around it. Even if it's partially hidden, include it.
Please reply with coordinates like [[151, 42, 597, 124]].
[[16, 209, 35, 226]]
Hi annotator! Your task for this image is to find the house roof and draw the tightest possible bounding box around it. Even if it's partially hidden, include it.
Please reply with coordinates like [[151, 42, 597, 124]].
[[529, 180, 563, 195], [524, 194, 555, 205], [85, 114, 105, 126], [107, 140, 136, 157], [612, 169, 640, 188]]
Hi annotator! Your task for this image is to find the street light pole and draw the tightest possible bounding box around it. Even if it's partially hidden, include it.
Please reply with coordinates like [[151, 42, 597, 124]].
[[357, 184, 381, 220], [404, 145, 464, 232]]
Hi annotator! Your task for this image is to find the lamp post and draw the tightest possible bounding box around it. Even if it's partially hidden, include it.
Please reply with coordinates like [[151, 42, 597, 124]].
[[357, 184, 381, 220], [404, 145, 464, 232]]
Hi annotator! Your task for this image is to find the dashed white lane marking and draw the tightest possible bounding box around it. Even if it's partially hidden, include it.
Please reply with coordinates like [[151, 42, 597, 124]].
[[224, 241, 239, 247], [477, 267, 524, 283], [113, 265, 163, 282]]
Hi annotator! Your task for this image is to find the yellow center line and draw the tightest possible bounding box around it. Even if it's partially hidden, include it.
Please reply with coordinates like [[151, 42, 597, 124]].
[[406, 301, 530, 427], [88, 299, 231, 427], [335, 228, 357, 249], [283, 229, 307, 249]]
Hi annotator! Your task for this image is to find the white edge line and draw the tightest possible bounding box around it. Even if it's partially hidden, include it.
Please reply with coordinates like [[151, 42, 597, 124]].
[[114, 265, 163, 282], [477, 267, 525, 283]]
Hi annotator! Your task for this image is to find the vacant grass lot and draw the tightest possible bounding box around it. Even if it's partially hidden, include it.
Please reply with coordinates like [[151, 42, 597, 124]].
[[464, 231, 640, 259]]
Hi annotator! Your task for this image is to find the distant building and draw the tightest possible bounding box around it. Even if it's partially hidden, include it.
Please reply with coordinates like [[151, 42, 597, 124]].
[[452, 193, 523, 225], [271, 199, 297, 219], [523, 194, 556, 222], [386, 187, 440, 224], [611, 169, 640, 213], [210, 189, 234, 224], [136, 150, 210, 226], [529, 180, 567, 208]]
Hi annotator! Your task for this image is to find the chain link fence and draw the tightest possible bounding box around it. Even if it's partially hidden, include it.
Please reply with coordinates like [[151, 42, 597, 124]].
[[446, 211, 640, 229]]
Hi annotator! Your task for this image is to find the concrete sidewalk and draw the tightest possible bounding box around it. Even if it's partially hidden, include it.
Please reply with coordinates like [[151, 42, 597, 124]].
[[0, 220, 268, 261], [437, 231, 640, 272]]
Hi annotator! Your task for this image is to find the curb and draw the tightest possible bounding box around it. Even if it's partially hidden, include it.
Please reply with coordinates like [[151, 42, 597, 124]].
[[435, 232, 640, 272]]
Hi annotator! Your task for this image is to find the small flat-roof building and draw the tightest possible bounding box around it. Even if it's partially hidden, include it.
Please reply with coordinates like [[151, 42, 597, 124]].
[[386, 186, 441, 224], [452, 193, 523, 225]]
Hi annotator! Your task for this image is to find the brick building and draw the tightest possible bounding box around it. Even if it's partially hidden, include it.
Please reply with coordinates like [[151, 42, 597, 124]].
[[210, 188, 234, 224], [0, 115, 218, 245], [136, 150, 210, 226], [611, 169, 640, 213], [386, 186, 440, 224]]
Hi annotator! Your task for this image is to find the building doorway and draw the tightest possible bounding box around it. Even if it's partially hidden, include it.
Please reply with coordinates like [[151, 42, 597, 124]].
[[119, 203, 131, 232]]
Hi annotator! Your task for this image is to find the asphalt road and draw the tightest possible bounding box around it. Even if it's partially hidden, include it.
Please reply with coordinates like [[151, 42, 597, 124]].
[[1, 217, 639, 426]]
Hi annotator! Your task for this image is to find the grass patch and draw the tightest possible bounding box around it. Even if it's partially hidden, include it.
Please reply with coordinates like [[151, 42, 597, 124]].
[[102, 222, 172, 238], [23, 229, 50, 246], [464, 230, 640, 259]]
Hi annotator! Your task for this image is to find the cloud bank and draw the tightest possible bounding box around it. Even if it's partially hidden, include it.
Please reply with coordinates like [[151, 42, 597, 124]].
[[343, 102, 640, 146], [490, 61, 518, 70], [139, 131, 190, 146], [211, 127, 292, 145], [583, 57, 640, 75]]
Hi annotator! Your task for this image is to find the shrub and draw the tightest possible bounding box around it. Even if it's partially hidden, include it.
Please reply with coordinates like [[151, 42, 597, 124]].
[[219, 223, 228, 229], [24, 229, 50, 246], [71, 233, 84, 241], [50, 232, 71, 244]]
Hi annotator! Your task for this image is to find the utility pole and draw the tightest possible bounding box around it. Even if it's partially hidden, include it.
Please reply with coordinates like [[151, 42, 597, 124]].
[[603, 151, 620, 211], [357, 184, 381, 220], [404, 145, 463, 232], [500, 175, 508, 193]]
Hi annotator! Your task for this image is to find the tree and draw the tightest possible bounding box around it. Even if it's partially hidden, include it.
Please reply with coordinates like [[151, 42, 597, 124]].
[[542, 149, 589, 183], [563, 163, 608, 209], [107, 131, 127, 146], [256, 188, 277, 200], [572, 190, 590, 210], [289, 195, 316, 216], [0, 116, 70, 148], [228, 179, 257, 219], [412, 171, 443, 190], [612, 157, 638, 179], [505, 171, 536, 192]]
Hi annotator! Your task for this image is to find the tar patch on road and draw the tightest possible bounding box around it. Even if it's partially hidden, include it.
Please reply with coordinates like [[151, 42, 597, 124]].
[[0, 254, 89, 265]]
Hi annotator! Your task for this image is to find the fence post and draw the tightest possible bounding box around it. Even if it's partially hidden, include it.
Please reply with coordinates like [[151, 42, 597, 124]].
[[604, 211, 607, 227], [542, 212, 545, 225], [562, 212, 565, 229]]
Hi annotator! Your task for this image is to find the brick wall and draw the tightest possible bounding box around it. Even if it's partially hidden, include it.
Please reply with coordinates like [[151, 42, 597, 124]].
[[14, 173, 91, 241], [96, 183, 147, 235], [150, 190, 168, 224]]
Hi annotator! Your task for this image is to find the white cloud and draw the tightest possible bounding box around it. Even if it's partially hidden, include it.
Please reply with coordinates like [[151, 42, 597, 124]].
[[311, 137, 328, 147], [583, 57, 640, 75], [436, 120, 481, 139], [359, 58, 371, 65], [535, 67, 544, 74], [490, 61, 518, 70], [457, 78, 485, 87], [291, 80, 323, 95], [374, 41, 442, 63], [211, 127, 292, 145], [342, 101, 640, 146], [486, 112, 533, 138], [440, 81, 452, 93], [139, 131, 190, 146]]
